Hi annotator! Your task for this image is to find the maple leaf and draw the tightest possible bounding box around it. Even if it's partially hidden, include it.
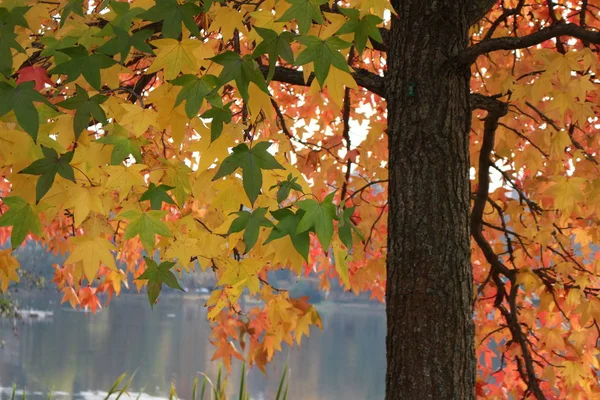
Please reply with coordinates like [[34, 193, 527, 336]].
[[270, 173, 304, 204], [0, 80, 56, 141], [0, 6, 29, 76], [119, 104, 158, 137], [139, 0, 201, 39], [171, 74, 222, 119], [140, 183, 176, 210], [295, 35, 352, 87], [49, 45, 116, 90], [120, 210, 173, 252], [264, 208, 310, 261], [211, 340, 244, 374], [95, 124, 148, 165], [201, 102, 233, 142], [210, 51, 270, 102], [59, 0, 84, 26], [332, 237, 351, 288], [20, 146, 76, 203], [0, 196, 42, 248], [65, 235, 117, 282], [135, 257, 183, 308], [60, 287, 80, 308], [212, 141, 285, 205], [277, 0, 327, 35], [0, 249, 20, 293], [57, 85, 108, 139], [104, 164, 147, 200], [252, 27, 295, 82], [338, 206, 363, 249], [228, 207, 274, 253], [96, 27, 154, 62], [146, 39, 202, 80], [295, 191, 337, 249], [16, 66, 53, 91], [545, 176, 587, 214], [63, 185, 107, 227], [336, 8, 383, 55]]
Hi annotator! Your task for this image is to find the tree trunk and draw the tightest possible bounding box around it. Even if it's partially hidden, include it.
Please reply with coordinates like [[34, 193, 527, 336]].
[[385, 1, 475, 399]]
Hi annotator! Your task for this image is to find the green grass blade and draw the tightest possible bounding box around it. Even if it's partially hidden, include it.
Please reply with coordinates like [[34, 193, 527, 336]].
[[199, 376, 207, 400], [46, 389, 53, 400], [216, 365, 222, 392], [192, 376, 198, 400], [11, 384, 16, 400], [115, 370, 137, 400], [238, 363, 246, 400], [105, 373, 127, 400], [275, 362, 288, 400]]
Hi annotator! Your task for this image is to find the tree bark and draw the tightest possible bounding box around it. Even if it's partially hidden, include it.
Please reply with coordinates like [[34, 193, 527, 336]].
[[385, 1, 475, 399]]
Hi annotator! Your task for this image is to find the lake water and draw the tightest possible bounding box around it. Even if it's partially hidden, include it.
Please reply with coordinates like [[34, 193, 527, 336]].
[[0, 293, 386, 400]]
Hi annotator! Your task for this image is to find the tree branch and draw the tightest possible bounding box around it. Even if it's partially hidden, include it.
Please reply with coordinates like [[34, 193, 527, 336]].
[[460, 24, 600, 65], [261, 65, 386, 98]]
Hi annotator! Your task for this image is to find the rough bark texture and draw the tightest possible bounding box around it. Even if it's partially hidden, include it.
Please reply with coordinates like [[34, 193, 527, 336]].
[[385, 1, 475, 399]]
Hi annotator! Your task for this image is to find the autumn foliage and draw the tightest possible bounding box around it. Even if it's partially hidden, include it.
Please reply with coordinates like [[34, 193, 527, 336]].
[[2, 0, 600, 397]]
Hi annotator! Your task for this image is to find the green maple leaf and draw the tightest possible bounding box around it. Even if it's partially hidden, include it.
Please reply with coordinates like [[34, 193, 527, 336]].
[[171, 74, 222, 119], [264, 208, 310, 260], [95, 124, 148, 165], [210, 51, 270, 102], [139, 183, 176, 210], [96, 27, 154, 61], [139, 0, 201, 39], [0, 80, 56, 141], [57, 85, 108, 139], [20, 146, 76, 203], [228, 207, 273, 253], [336, 8, 383, 55], [296, 191, 337, 250], [103, 1, 146, 31], [49, 45, 116, 90], [252, 27, 295, 82], [0, 6, 29, 76], [200, 102, 233, 142], [212, 141, 285, 205], [277, 0, 327, 35], [338, 206, 363, 249], [136, 257, 184, 308], [270, 173, 304, 203], [59, 0, 84, 27], [120, 209, 173, 252], [0, 196, 42, 249], [295, 35, 352, 87]]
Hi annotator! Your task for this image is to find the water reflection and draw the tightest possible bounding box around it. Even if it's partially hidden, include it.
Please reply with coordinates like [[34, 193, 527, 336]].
[[0, 294, 385, 400]]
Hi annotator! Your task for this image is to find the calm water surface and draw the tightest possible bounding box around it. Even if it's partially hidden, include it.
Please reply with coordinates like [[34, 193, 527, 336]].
[[0, 293, 385, 400]]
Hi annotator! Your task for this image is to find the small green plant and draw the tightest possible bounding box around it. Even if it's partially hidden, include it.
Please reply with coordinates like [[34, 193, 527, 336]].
[[8, 363, 290, 400]]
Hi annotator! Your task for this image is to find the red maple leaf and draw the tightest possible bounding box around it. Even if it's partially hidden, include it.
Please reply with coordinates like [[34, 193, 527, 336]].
[[16, 66, 53, 91]]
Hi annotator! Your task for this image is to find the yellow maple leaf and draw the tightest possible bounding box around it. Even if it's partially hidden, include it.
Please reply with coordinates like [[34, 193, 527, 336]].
[[332, 237, 351, 288], [120, 104, 158, 137], [164, 236, 201, 271], [65, 235, 117, 282], [323, 67, 357, 109], [545, 176, 586, 214], [146, 39, 202, 80], [515, 268, 543, 293], [208, 4, 247, 41], [0, 249, 20, 293], [247, 82, 273, 122], [63, 185, 107, 227], [561, 360, 588, 388], [103, 164, 147, 201]]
